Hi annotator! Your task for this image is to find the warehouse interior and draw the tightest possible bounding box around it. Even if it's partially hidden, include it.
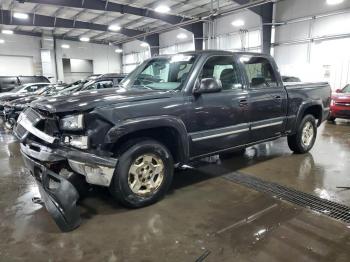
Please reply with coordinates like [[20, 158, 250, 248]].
[[1, 0, 350, 261]]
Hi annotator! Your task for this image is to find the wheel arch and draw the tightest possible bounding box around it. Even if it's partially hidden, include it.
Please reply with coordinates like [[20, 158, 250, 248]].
[[295, 101, 323, 130], [105, 116, 189, 164]]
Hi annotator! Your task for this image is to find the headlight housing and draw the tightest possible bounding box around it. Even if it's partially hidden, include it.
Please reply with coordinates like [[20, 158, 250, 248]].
[[64, 135, 89, 149], [60, 114, 84, 130]]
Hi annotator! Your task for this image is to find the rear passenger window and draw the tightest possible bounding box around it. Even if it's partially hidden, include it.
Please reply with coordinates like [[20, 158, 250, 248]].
[[241, 56, 278, 88], [200, 56, 243, 91]]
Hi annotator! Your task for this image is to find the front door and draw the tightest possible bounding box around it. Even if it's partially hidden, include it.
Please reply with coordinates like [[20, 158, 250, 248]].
[[188, 55, 250, 157], [240, 55, 288, 142]]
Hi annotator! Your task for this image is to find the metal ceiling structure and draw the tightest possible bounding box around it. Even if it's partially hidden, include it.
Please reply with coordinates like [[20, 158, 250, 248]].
[[0, 0, 273, 54]]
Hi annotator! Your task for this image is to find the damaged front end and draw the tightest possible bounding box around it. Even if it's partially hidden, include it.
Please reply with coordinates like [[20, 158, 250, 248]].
[[22, 153, 81, 232], [14, 107, 117, 232]]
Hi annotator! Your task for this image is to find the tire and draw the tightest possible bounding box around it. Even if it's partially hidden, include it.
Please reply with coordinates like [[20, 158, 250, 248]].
[[109, 139, 174, 208], [220, 148, 246, 159], [287, 114, 317, 154], [327, 116, 336, 122]]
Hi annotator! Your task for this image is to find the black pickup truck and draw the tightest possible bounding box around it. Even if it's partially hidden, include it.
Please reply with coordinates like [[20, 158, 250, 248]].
[[14, 50, 331, 231]]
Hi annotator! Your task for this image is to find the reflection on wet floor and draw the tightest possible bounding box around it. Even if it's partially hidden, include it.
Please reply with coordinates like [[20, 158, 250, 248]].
[[1, 121, 350, 261]]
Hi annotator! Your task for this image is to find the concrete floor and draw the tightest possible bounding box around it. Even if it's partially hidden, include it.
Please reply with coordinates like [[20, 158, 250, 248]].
[[1, 120, 350, 261]]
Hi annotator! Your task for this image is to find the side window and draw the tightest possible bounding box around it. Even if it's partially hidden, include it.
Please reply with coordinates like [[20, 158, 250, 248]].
[[96, 80, 113, 89], [242, 56, 278, 88], [200, 56, 243, 91], [25, 85, 40, 92]]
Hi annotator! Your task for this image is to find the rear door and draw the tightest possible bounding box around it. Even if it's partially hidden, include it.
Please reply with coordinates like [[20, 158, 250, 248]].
[[188, 55, 250, 157], [239, 55, 288, 142]]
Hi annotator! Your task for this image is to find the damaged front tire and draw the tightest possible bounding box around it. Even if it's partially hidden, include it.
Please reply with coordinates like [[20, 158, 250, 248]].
[[110, 139, 174, 208]]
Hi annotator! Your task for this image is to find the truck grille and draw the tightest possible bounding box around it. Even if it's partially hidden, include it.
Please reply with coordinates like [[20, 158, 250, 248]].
[[24, 107, 42, 123], [335, 102, 350, 107], [14, 108, 43, 140], [15, 123, 27, 138]]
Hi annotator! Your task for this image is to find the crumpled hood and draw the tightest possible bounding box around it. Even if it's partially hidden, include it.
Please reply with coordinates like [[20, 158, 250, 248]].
[[6, 95, 40, 107], [31, 88, 173, 113]]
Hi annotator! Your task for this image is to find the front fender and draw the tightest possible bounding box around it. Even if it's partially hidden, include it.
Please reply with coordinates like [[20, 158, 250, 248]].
[[105, 115, 189, 162]]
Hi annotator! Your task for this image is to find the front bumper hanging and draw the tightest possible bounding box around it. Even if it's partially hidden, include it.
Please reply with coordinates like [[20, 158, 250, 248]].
[[22, 152, 81, 232]]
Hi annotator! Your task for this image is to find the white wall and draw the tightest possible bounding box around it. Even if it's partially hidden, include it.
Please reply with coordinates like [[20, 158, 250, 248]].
[[56, 39, 122, 82], [274, 0, 350, 89], [205, 10, 262, 51], [159, 28, 195, 54], [122, 40, 151, 73], [0, 34, 42, 75]]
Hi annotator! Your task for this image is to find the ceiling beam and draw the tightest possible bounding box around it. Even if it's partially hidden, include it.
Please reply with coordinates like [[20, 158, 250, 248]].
[[6, 28, 116, 45], [0, 9, 143, 37], [20, 0, 191, 25]]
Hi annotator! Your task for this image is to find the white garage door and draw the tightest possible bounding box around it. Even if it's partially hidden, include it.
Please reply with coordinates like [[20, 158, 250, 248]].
[[0, 55, 34, 75]]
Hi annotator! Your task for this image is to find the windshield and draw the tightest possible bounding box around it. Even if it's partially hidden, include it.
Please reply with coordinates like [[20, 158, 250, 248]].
[[342, 84, 350, 93], [120, 54, 197, 91]]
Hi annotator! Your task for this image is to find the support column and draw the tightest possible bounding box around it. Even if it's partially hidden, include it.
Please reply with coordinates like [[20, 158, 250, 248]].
[[145, 34, 160, 57], [253, 3, 273, 54], [184, 22, 204, 51]]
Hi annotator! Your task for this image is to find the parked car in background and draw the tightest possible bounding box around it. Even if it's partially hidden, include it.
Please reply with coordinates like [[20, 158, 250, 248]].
[[328, 84, 350, 121], [0, 75, 50, 93], [2, 74, 127, 128], [282, 76, 301, 82], [14, 51, 331, 231], [2, 84, 66, 129], [82, 73, 126, 90], [0, 83, 53, 123]]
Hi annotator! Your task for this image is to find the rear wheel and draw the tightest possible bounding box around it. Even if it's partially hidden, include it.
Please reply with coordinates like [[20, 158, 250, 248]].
[[287, 114, 317, 154], [110, 139, 174, 208], [327, 116, 336, 122]]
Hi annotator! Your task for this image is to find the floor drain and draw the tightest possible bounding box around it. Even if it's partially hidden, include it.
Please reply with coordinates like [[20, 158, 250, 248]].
[[224, 172, 350, 224]]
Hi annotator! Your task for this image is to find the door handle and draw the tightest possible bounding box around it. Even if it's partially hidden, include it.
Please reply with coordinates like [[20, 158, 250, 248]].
[[239, 99, 248, 107]]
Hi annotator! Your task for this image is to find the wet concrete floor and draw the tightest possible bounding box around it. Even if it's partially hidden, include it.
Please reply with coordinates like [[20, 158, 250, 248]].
[[1, 120, 350, 261]]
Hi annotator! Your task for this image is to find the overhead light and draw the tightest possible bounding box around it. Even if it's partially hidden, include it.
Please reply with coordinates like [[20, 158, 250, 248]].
[[0, 39, 4, 44], [108, 24, 121, 31], [326, 0, 344, 5], [13, 12, 29, 19], [61, 44, 70, 49], [231, 19, 245, 27], [177, 33, 187, 39], [115, 48, 123, 53], [155, 5, 170, 13], [140, 42, 149, 47], [2, 29, 14, 35], [80, 37, 90, 42]]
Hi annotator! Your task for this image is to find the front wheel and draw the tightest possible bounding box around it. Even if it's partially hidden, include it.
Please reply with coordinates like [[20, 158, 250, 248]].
[[110, 139, 174, 208], [287, 114, 317, 154]]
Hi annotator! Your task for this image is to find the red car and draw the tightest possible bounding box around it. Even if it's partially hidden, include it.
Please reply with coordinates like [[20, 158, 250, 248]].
[[329, 84, 350, 121]]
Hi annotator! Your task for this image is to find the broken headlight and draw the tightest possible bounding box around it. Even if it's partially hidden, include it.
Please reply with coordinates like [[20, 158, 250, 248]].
[[64, 135, 89, 149], [60, 114, 84, 131]]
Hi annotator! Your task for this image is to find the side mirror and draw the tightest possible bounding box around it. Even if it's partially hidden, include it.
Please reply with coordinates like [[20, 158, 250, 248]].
[[335, 89, 342, 93], [194, 78, 222, 95]]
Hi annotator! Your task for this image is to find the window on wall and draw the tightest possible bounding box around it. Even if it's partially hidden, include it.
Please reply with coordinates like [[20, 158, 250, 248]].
[[159, 41, 195, 55], [215, 30, 261, 52], [241, 56, 278, 88], [122, 50, 151, 74]]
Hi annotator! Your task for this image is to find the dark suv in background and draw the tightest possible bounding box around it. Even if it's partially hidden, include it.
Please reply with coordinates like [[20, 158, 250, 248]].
[[0, 76, 50, 92]]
